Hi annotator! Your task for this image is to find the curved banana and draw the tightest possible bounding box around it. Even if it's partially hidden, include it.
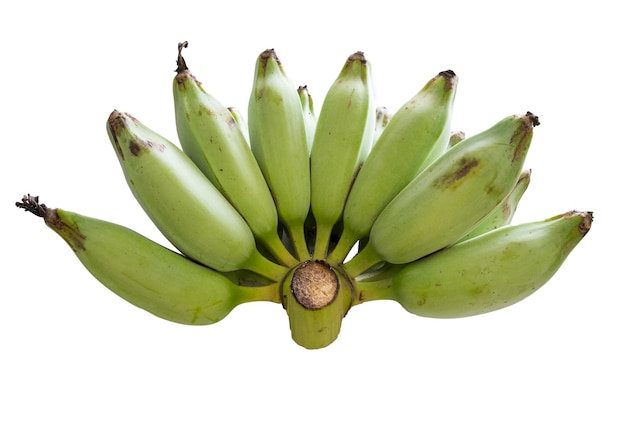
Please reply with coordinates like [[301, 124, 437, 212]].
[[309, 51, 376, 260], [106, 110, 288, 281], [329, 70, 458, 264], [456, 168, 531, 242], [352, 168, 528, 278], [16, 195, 279, 325], [297, 85, 317, 153], [361, 210, 592, 318], [344, 112, 540, 276], [247, 49, 311, 261], [173, 43, 296, 267]]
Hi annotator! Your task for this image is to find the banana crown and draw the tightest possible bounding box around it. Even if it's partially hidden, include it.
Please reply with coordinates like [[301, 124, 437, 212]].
[[18, 43, 592, 349]]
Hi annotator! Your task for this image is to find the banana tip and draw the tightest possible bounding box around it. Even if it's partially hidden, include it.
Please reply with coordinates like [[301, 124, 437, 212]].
[[259, 48, 279, 63], [347, 51, 367, 64], [16, 194, 49, 218], [439, 69, 457, 87], [578, 211, 593, 235], [176, 41, 189, 73], [525, 111, 540, 127], [564, 210, 593, 235]]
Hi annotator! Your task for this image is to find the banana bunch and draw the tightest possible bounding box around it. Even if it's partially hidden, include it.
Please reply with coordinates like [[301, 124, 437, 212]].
[[17, 42, 593, 349]]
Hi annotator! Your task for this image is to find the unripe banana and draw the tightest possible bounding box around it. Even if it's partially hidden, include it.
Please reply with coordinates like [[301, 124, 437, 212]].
[[456, 168, 531, 242], [344, 112, 539, 276], [310, 52, 376, 260], [247, 49, 311, 261], [173, 43, 297, 267], [297, 85, 317, 153], [15, 195, 279, 324], [329, 70, 458, 264], [106, 110, 288, 281], [389, 210, 592, 318]]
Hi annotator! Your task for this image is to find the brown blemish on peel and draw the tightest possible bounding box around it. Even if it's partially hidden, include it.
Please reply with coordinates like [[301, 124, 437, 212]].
[[47, 209, 86, 251], [107, 113, 124, 160], [108, 110, 166, 157], [128, 140, 142, 156], [574, 211, 593, 235], [131, 137, 166, 155], [501, 201, 512, 219], [433, 157, 480, 190], [512, 112, 540, 162]]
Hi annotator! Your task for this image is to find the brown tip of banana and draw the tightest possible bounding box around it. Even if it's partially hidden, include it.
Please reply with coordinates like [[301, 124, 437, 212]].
[[525, 111, 540, 127], [16, 194, 48, 218], [259, 48, 279, 64], [439, 69, 458, 90], [348, 51, 367, 63], [175, 41, 189, 73], [576, 211, 593, 235]]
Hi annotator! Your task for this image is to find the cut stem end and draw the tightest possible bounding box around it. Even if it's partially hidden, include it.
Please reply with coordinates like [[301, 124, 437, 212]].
[[291, 261, 339, 310]]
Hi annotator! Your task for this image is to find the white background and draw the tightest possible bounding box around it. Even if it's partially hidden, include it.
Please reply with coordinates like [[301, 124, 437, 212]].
[[2, 1, 623, 421]]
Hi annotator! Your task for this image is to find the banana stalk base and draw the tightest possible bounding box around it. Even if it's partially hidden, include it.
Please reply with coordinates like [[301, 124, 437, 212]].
[[281, 261, 353, 349]]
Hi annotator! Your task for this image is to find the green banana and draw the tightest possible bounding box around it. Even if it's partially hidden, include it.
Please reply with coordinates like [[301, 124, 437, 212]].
[[106, 110, 288, 281], [329, 70, 458, 264], [15, 195, 279, 324], [457, 168, 531, 242], [173, 42, 297, 267], [344, 112, 540, 276], [247, 49, 311, 261], [297, 85, 317, 153], [310, 51, 376, 260], [352, 166, 526, 278], [353, 210, 592, 318]]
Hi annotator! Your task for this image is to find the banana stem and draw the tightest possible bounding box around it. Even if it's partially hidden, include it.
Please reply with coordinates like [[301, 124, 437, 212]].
[[262, 233, 299, 267], [327, 229, 358, 266], [342, 243, 383, 278], [244, 250, 290, 283], [312, 223, 333, 261], [351, 263, 403, 304], [352, 278, 396, 304], [287, 225, 311, 262], [236, 283, 281, 304]]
